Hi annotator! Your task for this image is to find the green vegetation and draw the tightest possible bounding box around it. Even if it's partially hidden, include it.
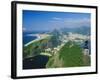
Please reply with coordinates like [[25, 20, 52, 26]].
[[46, 41, 84, 68], [23, 36, 51, 58], [59, 41, 83, 67], [46, 53, 63, 68]]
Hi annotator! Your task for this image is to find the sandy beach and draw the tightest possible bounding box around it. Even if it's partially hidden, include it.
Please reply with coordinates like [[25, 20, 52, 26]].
[[24, 34, 50, 47]]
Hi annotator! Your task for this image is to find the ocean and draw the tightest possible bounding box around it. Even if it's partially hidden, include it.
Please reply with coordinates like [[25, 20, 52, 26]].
[[23, 31, 46, 45], [23, 32, 37, 45]]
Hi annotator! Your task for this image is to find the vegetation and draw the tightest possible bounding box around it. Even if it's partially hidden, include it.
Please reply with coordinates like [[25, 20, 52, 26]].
[[23, 36, 51, 58], [59, 41, 83, 67], [46, 41, 84, 68]]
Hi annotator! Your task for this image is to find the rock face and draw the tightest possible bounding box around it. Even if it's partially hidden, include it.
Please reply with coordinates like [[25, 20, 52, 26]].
[[49, 29, 62, 48]]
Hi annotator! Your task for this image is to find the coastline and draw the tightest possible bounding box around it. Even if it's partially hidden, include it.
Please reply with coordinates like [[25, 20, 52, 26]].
[[24, 34, 50, 47]]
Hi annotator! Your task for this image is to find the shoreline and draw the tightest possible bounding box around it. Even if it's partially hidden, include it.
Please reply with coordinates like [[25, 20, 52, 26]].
[[24, 34, 50, 47]]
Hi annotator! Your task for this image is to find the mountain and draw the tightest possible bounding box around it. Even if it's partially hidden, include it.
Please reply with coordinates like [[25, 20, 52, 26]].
[[61, 26, 90, 35], [49, 29, 62, 47]]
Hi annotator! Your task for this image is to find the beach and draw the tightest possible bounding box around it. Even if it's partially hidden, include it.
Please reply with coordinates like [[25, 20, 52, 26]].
[[24, 34, 51, 47]]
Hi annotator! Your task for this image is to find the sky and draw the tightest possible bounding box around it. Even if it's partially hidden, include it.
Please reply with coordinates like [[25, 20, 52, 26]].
[[23, 10, 91, 32]]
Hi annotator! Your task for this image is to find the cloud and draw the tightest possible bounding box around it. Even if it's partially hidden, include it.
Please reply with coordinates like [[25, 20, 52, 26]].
[[23, 27, 26, 31], [48, 17, 63, 23], [48, 18, 90, 29], [63, 18, 90, 28], [52, 17, 62, 20]]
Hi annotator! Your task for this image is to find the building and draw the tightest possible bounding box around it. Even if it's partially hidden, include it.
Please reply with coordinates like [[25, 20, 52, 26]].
[[83, 40, 90, 56]]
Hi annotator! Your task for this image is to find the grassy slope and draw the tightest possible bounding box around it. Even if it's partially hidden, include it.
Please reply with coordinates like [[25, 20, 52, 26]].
[[46, 41, 84, 68], [59, 41, 83, 67]]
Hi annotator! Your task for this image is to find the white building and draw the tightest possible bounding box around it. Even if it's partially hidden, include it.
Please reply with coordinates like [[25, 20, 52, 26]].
[[83, 49, 89, 56]]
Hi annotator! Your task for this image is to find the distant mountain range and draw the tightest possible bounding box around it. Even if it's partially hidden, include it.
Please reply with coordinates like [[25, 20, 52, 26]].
[[61, 26, 90, 35], [23, 26, 90, 36]]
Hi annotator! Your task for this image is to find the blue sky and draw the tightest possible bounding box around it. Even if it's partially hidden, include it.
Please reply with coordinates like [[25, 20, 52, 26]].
[[23, 10, 91, 31]]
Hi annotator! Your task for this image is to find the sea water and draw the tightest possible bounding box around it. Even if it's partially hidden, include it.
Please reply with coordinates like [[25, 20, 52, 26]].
[[23, 32, 37, 45]]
